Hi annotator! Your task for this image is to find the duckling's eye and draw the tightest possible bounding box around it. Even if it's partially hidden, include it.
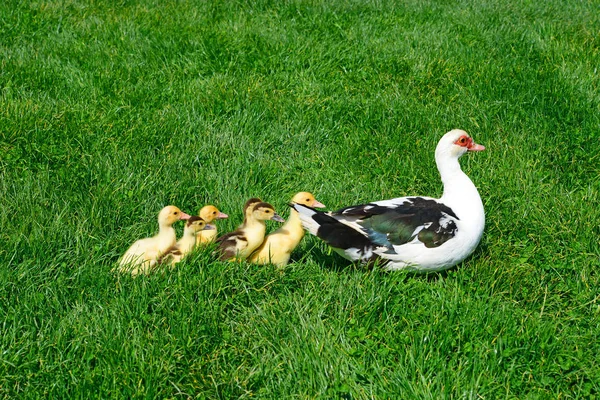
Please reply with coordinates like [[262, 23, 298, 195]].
[[213, 211, 217, 215], [306, 198, 310, 202], [174, 211, 179, 215]]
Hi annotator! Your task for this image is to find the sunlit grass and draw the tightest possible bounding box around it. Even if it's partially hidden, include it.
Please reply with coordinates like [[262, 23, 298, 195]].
[[1, 0, 599, 397]]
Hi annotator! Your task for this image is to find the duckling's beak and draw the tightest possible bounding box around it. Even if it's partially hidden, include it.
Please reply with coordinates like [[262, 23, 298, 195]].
[[180, 212, 191, 220], [312, 200, 326, 208], [217, 212, 228, 219], [271, 213, 285, 223], [204, 224, 215, 230]]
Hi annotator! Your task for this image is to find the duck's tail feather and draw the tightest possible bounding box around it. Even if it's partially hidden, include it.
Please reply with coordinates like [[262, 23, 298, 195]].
[[289, 203, 327, 236]]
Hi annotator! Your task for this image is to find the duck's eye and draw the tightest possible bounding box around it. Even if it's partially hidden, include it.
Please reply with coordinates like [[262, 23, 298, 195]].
[[306, 199, 310, 202], [174, 211, 179, 215], [459, 136, 467, 144], [213, 211, 217, 215]]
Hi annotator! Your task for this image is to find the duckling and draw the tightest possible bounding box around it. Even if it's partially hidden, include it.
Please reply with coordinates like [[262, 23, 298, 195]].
[[216, 201, 285, 261], [117, 205, 191, 276], [249, 192, 325, 267], [196, 205, 229, 244], [158, 216, 214, 266], [237, 197, 262, 228]]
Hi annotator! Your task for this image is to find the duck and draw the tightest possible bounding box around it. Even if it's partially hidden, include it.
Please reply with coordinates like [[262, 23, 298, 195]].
[[196, 205, 229, 244], [290, 130, 486, 272], [248, 192, 325, 267], [158, 216, 214, 266], [216, 201, 285, 261], [117, 205, 191, 276]]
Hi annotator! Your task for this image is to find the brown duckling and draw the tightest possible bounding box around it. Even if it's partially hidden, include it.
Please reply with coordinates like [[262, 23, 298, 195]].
[[216, 201, 284, 261], [158, 216, 214, 266]]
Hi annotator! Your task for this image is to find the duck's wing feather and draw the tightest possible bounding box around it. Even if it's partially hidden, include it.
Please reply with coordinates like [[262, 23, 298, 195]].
[[291, 203, 381, 263], [334, 196, 459, 249]]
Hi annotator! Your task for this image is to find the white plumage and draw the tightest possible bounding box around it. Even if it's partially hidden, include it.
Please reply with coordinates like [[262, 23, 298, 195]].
[[292, 129, 486, 272]]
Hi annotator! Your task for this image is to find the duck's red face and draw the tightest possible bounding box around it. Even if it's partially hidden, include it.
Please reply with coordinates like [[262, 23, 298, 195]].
[[455, 135, 485, 152]]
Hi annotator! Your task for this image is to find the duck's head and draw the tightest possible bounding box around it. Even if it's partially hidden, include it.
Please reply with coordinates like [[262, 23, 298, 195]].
[[436, 129, 485, 159], [159, 205, 191, 226], [185, 216, 214, 233], [252, 202, 285, 223], [291, 192, 325, 208], [199, 205, 228, 223]]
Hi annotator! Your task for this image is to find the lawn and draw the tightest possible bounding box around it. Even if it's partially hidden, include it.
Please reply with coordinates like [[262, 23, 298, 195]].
[[1, 0, 599, 398]]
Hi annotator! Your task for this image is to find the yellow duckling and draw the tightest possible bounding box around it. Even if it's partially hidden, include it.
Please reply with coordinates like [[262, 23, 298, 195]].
[[196, 205, 229, 244], [117, 205, 191, 276], [216, 201, 285, 261], [249, 192, 325, 267], [158, 216, 214, 266]]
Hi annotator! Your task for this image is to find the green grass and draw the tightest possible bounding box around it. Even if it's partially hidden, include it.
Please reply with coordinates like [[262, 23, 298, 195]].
[[1, 0, 599, 397]]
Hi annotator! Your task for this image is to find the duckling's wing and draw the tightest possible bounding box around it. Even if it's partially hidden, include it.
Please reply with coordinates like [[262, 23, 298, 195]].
[[216, 231, 248, 260], [156, 244, 181, 265]]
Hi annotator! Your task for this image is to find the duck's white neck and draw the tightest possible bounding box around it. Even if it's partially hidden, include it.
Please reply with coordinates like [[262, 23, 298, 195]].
[[436, 153, 483, 218]]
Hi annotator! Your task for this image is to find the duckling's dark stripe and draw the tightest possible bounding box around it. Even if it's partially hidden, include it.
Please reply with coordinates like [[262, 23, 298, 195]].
[[252, 202, 275, 211], [244, 198, 262, 210], [187, 215, 203, 225]]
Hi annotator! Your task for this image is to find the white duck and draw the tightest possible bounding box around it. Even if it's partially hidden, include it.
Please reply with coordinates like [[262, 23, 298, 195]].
[[291, 130, 485, 272], [248, 192, 325, 267], [158, 216, 214, 266], [117, 205, 191, 276], [196, 205, 228, 245]]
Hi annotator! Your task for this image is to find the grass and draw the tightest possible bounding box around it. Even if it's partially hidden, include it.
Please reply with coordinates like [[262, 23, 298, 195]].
[[1, 0, 599, 397]]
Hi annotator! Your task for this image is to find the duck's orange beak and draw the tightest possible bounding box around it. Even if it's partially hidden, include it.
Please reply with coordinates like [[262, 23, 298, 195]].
[[180, 212, 191, 220]]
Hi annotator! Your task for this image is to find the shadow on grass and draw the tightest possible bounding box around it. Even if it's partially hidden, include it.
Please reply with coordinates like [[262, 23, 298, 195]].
[[291, 237, 490, 282]]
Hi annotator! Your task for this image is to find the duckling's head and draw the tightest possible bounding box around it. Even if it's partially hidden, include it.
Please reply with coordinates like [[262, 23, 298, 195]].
[[252, 202, 285, 223], [159, 206, 191, 226], [243, 197, 262, 215], [291, 192, 326, 208], [199, 205, 229, 223], [185, 216, 214, 233]]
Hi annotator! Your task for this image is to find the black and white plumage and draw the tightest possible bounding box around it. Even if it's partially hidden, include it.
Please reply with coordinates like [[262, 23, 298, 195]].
[[292, 130, 486, 272]]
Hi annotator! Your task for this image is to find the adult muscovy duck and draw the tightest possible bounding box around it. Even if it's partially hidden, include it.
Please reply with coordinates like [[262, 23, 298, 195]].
[[291, 129, 486, 272]]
